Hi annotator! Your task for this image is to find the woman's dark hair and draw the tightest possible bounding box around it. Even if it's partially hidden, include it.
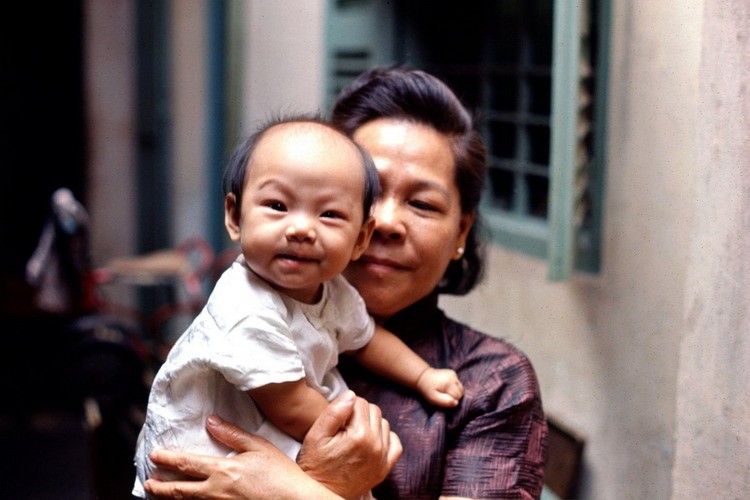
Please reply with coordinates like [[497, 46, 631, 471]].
[[222, 114, 380, 223], [331, 66, 487, 295]]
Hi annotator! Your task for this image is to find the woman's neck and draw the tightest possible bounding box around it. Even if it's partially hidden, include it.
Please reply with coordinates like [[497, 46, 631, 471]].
[[380, 291, 440, 339]]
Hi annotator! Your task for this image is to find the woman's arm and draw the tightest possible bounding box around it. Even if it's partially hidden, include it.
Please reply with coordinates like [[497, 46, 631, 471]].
[[440, 354, 547, 499], [144, 390, 402, 499]]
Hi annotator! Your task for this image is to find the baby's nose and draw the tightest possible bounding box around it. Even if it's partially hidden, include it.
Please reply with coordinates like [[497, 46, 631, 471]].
[[285, 222, 316, 242]]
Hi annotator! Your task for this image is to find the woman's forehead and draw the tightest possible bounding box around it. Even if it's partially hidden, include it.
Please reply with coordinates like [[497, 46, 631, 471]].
[[354, 119, 455, 183]]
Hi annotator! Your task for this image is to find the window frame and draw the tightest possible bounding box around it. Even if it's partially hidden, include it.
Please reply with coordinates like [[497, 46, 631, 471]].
[[547, 0, 610, 279]]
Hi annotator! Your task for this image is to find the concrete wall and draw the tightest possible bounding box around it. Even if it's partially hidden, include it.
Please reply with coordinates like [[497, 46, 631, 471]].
[[442, 1, 705, 498], [671, 0, 750, 497], [85, 0, 213, 260], [84, 0, 137, 266], [242, 0, 326, 130], [171, 0, 209, 244]]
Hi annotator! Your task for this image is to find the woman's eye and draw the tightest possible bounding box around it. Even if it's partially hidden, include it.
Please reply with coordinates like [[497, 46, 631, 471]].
[[410, 200, 438, 212]]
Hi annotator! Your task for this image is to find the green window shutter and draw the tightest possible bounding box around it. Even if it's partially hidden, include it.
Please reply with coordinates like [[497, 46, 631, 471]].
[[547, 0, 599, 280], [324, 0, 394, 108], [547, 0, 583, 280]]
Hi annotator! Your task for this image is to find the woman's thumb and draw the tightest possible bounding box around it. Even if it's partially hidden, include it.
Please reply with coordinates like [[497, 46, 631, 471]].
[[307, 390, 356, 440]]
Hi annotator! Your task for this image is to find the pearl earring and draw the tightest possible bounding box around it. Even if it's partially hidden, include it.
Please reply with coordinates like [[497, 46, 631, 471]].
[[455, 247, 465, 258]]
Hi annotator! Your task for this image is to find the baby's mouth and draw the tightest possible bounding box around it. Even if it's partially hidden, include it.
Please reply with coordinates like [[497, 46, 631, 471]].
[[278, 253, 317, 262]]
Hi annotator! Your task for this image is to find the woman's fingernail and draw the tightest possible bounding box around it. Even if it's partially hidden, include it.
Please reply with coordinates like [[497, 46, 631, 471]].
[[333, 390, 355, 408], [207, 415, 221, 426], [342, 390, 355, 401]]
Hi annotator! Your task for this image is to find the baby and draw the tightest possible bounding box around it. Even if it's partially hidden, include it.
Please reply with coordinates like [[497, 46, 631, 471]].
[[133, 116, 463, 497]]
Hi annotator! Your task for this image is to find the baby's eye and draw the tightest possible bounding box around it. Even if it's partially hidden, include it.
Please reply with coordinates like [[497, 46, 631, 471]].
[[268, 201, 287, 212], [321, 210, 344, 219]]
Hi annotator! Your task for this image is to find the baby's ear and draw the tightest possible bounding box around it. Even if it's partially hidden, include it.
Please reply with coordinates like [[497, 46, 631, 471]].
[[224, 194, 241, 242], [351, 216, 375, 261]]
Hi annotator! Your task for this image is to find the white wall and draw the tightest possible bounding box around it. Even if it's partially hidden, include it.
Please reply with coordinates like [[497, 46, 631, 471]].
[[672, 0, 750, 496], [242, 0, 327, 130], [85, 0, 137, 266], [86, 1, 210, 256], [170, 0, 209, 245]]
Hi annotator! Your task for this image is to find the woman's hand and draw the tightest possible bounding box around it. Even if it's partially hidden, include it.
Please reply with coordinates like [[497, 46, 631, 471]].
[[144, 414, 340, 500], [143, 390, 400, 499], [298, 391, 402, 498]]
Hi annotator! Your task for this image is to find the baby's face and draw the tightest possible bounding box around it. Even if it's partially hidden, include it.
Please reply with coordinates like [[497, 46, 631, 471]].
[[230, 124, 371, 303]]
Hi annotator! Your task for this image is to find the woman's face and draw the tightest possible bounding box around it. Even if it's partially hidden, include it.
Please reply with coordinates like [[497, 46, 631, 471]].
[[345, 118, 474, 322]]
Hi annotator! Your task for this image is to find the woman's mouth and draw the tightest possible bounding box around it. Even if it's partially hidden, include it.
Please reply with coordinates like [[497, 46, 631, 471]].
[[358, 255, 409, 272]]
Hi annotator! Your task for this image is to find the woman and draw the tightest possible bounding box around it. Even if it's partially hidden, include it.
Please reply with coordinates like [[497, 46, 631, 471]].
[[144, 67, 547, 499]]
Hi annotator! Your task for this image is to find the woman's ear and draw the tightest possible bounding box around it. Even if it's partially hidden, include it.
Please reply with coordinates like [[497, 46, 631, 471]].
[[224, 193, 241, 242], [453, 211, 475, 260], [351, 216, 376, 261]]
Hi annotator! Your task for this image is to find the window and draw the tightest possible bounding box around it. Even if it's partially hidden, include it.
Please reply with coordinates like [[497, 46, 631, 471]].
[[326, 0, 609, 279], [325, 0, 395, 107]]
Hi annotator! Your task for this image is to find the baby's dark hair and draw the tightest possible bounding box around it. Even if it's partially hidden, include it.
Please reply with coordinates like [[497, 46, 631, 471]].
[[222, 114, 380, 223]]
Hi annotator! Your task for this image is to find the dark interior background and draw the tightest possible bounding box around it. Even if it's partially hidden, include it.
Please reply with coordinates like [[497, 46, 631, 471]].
[[1, 2, 86, 307]]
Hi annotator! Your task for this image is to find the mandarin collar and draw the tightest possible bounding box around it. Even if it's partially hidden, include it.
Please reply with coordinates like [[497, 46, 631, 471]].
[[382, 291, 441, 343]]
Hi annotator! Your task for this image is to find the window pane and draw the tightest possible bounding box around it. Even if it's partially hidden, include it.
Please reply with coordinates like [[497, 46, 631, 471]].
[[529, 75, 552, 115], [489, 121, 516, 158], [528, 124, 550, 165], [529, 1, 553, 66], [526, 174, 549, 218], [488, 168, 515, 211], [490, 75, 518, 112]]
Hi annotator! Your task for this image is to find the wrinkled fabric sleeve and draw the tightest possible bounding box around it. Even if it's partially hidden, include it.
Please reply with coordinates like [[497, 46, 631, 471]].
[[206, 299, 306, 392], [330, 276, 376, 353], [442, 361, 547, 499]]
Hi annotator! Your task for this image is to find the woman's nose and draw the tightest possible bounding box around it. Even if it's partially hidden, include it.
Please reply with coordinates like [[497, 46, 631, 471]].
[[372, 198, 405, 241]]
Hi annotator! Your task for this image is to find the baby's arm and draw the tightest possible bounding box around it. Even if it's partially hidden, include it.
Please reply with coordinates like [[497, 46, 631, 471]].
[[248, 380, 330, 441], [351, 326, 464, 407]]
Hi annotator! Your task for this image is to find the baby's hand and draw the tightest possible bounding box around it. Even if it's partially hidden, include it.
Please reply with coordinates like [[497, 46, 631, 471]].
[[416, 368, 464, 407]]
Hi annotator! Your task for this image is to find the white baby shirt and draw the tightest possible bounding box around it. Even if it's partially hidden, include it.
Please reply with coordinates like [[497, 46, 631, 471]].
[[132, 256, 375, 497]]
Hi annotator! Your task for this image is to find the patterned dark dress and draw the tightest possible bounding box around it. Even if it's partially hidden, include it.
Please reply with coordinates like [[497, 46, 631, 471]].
[[339, 293, 548, 499]]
